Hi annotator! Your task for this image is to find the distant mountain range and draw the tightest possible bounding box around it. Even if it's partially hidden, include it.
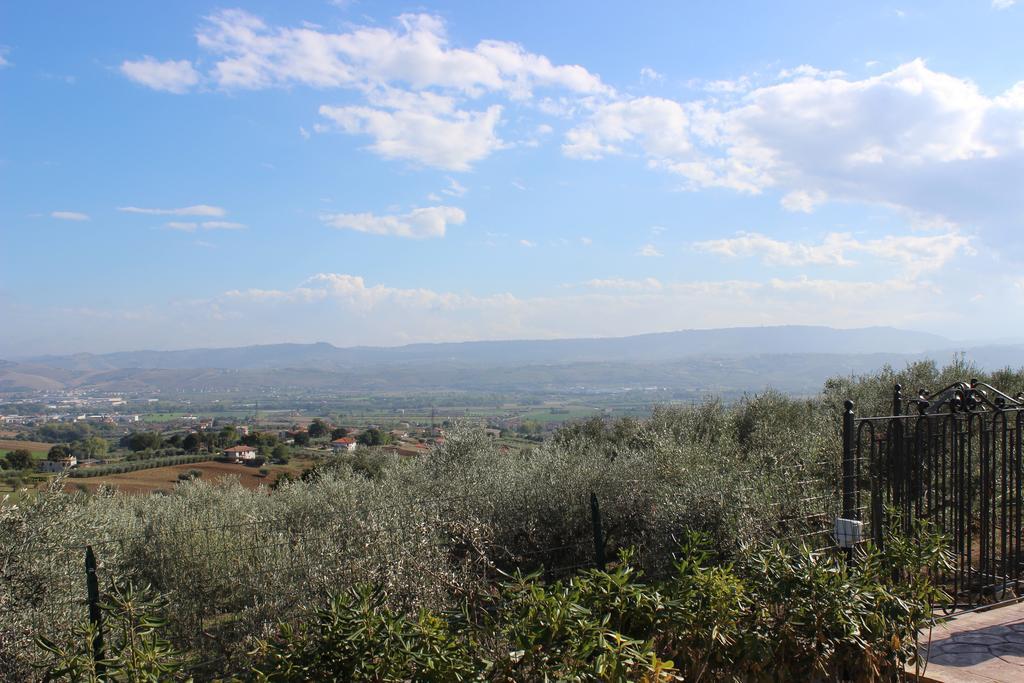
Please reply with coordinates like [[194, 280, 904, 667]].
[[2, 325, 1022, 396]]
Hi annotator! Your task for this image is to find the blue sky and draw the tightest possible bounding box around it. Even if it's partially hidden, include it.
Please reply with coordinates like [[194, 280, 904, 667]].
[[2, 1, 1023, 355]]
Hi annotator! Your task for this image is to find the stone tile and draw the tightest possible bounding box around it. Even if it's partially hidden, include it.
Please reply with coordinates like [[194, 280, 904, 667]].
[[965, 657, 1024, 680], [935, 642, 997, 654], [990, 644, 1024, 666], [911, 604, 1024, 680], [973, 625, 1016, 637], [929, 650, 994, 666], [952, 633, 1010, 645]]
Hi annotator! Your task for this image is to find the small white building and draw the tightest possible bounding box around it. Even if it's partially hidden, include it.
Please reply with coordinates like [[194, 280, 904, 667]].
[[223, 445, 257, 462], [39, 454, 77, 473], [331, 437, 357, 452]]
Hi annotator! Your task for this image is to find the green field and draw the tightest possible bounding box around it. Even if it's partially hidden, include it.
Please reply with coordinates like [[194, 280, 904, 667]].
[[0, 449, 47, 460], [518, 406, 602, 423], [141, 410, 256, 423]]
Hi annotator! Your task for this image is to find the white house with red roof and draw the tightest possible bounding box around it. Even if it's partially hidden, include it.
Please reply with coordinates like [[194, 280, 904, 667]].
[[223, 444, 257, 462], [330, 437, 356, 452]]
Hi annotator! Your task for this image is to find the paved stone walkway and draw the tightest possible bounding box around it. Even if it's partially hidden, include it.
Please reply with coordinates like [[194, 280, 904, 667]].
[[914, 602, 1024, 682]]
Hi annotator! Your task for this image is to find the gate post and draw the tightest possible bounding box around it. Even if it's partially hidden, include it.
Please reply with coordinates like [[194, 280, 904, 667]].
[[892, 384, 907, 531], [590, 492, 606, 571], [85, 545, 105, 674], [842, 400, 857, 521], [892, 383, 903, 417]]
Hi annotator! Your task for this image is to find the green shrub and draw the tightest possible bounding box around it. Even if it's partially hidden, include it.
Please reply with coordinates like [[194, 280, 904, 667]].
[[252, 521, 948, 682], [251, 585, 479, 682], [36, 581, 189, 681]]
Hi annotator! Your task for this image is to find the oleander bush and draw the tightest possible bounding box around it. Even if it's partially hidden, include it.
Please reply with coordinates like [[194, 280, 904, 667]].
[[39, 522, 950, 682]]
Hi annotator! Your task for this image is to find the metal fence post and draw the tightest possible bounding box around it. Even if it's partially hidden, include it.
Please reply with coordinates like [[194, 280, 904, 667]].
[[842, 400, 856, 521], [85, 545, 105, 674], [590, 492, 606, 571], [891, 383, 907, 533]]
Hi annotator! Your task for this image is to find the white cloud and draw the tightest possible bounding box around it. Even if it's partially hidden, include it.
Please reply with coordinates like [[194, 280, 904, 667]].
[[776, 65, 845, 80], [118, 204, 226, 216], [122, 11, 612, 168], [767, 275, 921, 299], [637, 244, 662, 257], [695, 232, 853, 267], [299, 126, 310, 139], [640, 66, 662, 81], [321, 205, 465, 238], [694, 230, 973, 276], [14, 263, 1011, 354], [0, 48, 10, 69], [318, 103, 504, 170], [166, 222, 199, 231], [993, 0, 1016, 9], [585, 277, 662, 291], [50, 211, 89, 221], [224, 272, 504, 312], [780, 189, 828, 213], [177, 9, 609, 97], [197, 270, 959, 348], [519, 239, 537, 248], [167, 220, 246, 231], [120, 57, 199, 94], [441, 177, 468, 197], [580, 236, 593, 246], [563, 96, 690, 160], [564, 60, 1024, 237], [705, 77, 751, 94], [201, 221, 246, 230]]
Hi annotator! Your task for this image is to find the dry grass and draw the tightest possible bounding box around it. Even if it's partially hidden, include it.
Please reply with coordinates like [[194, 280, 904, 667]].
[[0, 438, 55, 452]]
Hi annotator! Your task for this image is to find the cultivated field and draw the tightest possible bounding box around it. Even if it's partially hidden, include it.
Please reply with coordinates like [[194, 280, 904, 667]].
[[61, 459, 310, 495], [0, 438, 55, 459]]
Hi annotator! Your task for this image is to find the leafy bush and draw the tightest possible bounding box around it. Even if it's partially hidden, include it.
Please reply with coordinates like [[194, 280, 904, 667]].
[[251, 522, 949, 682], [37, 582, 190, 681], [251, 585, 480, 682]]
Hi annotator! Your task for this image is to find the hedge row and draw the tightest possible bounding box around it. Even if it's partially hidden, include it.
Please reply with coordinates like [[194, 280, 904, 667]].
[[68, 455, 208, 478]]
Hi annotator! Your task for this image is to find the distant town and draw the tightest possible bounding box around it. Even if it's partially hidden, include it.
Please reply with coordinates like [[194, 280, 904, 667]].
[[0, 385, 632, 501]]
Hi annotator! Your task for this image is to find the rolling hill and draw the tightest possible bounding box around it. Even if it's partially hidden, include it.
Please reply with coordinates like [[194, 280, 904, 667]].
[[1, 325, 1019, 396]]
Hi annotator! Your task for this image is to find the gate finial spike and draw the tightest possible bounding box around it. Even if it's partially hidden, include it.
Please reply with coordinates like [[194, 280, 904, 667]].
[[844, 399, 854, 412]]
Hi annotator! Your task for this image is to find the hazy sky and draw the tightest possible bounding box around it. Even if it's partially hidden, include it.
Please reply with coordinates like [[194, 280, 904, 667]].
[[2, 1, 1024, 355]]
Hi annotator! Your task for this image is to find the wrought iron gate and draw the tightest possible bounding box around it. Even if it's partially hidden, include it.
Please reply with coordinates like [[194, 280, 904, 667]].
[[843, 381, 1024, 612]]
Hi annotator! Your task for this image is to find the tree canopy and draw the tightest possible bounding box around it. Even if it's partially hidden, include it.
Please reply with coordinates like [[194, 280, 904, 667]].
[[5, 449, 33, 470], [308, 419, 330, 439]]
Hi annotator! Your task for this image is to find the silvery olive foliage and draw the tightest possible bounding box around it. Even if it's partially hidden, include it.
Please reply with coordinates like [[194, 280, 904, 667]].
[[5, 361, 1004, 679]]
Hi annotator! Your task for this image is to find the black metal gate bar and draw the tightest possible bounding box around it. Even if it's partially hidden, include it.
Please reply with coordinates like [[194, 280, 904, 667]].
[[846, 380, 1024, 614]]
